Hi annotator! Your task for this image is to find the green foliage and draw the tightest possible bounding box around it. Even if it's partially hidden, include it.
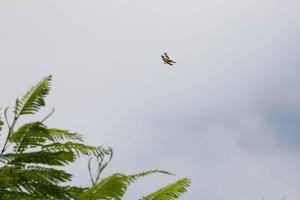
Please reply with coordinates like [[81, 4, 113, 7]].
[[48, 128, 84, 142], [141, 178, 191, 200], [127, 170, 172, 182], [78, 170, 171, 200], [9, 122, 50, 152], [2, 151, 76, 166], [14, 75, 52, 116], [78, 173, 129, 200], [0, 76, 110, 199], [42, 142, 105, 157], [0, 75, 190, 200], [0, 165, 73, 199]]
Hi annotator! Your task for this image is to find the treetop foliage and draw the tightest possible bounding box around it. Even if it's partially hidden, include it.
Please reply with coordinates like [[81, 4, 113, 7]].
[[0, 75, 190, 200]]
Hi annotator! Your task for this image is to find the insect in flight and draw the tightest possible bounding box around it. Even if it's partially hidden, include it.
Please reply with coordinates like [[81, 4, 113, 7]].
[[161, 52, 176, 66]]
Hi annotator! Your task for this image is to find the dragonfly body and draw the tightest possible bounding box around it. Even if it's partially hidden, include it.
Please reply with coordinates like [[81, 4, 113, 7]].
[[161, 53, 176, 66]]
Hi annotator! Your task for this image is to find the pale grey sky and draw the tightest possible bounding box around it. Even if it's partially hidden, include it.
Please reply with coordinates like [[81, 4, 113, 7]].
[[1, 0, 300, 199]]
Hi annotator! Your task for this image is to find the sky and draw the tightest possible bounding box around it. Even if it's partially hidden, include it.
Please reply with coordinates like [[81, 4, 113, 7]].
[[0, 0, 300, 199]]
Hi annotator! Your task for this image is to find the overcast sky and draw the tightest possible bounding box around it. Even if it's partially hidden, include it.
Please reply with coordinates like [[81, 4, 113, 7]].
[[1, 0, 300, 199]]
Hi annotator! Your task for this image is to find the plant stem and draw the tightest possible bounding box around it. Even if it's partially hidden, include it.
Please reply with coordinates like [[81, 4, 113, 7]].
[[0, 115, 18, 159]]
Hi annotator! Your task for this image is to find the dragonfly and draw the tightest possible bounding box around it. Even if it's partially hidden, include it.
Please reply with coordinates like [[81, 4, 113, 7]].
[[161, 52, 176, 66]]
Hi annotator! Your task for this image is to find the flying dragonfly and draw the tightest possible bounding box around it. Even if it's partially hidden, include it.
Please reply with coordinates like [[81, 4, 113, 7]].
[[161, 52, 176, 66]]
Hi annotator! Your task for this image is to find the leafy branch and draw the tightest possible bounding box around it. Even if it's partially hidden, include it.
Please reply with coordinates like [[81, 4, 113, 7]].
[[0, 75, 191, 199]]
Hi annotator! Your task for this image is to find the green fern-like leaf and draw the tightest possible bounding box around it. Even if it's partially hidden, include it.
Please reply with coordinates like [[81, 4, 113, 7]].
[[2, 151, 76, 166], [64, 186, 87, 199], [42, 142, 108, 158], [140, 178, 191, 200], [14, 75, 52, 116], [9, 122, 49, 152], [78, 170, 171, 200], [9, 122, 85, 153], [0, 165, 73, 199], [127, 170, 172, 183], [48, 128, 84, 142], [78, 173, 129, 200], [24, 165, 73, 184], [0, 190, 39, 200]]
